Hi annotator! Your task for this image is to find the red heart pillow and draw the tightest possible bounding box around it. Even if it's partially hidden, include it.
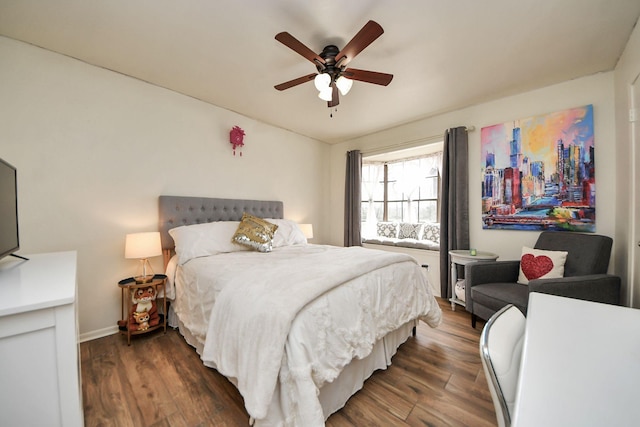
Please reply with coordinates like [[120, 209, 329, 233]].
[[521, 254, 553, 280], [517, 247, 568, 285]]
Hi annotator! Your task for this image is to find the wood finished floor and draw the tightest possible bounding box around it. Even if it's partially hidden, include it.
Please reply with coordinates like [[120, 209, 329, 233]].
[[81, 298, 495, 426]]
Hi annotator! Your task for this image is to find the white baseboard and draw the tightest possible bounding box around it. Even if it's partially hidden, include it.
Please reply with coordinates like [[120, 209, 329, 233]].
[[79, 325, 118, 343]]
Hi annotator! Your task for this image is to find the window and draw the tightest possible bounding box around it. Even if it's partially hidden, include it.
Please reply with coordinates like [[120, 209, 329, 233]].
[[361, 145, 443, 238]]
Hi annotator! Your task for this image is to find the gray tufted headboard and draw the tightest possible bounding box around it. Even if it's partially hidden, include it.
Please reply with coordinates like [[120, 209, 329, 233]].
[[158, 195, 284, 251]]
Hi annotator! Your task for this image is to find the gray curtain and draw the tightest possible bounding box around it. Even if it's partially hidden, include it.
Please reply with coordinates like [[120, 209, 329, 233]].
[[439, 127, 470, 298], [344, 150, 362, 247]]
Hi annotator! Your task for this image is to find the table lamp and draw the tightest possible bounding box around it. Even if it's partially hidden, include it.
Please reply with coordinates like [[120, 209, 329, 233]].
[[125, 231, 162, 283], [299, 224, 314, 240]]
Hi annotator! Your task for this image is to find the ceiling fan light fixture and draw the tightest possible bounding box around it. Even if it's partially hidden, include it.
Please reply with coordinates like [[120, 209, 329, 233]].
[[274, 21, 393, 110], [336, 76, 353, 96], [318, 88, 333, 101], [314, 73, 331, 91]]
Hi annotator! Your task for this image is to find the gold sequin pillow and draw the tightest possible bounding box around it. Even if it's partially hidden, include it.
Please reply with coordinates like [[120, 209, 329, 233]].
[[232, 213, 278, 252]]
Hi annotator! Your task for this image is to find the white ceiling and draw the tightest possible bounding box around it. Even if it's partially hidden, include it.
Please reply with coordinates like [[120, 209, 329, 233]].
[[1, 1, 639, 144]]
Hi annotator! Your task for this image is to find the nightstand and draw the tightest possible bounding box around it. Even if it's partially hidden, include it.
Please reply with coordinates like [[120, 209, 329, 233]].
[[118, 276, 167, 345], [448, 250, 498, 311]]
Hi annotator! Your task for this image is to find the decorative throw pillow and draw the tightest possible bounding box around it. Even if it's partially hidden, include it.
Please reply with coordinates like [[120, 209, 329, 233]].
[[517, 246, 568, 285], [398, 223, 422, 239], [422, 223, 440, 244], [232, 213, 278, 252], [376, 222, 398, 238]]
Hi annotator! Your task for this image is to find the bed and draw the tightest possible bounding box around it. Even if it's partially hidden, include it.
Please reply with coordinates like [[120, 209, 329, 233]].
[[158, 195, 442, 426]]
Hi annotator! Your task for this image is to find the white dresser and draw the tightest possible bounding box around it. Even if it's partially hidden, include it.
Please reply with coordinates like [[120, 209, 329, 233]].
[[0, 251, 84, 427]]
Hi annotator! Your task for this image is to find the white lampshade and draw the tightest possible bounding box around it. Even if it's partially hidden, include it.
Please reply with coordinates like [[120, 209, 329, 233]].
[[336, 76, 353, 95], [125, 232, 162, 259], [318, 88, 333, 101], [125, 232, 162, 283], [299, 224, 314, 239], [314, 73, 331, 91]]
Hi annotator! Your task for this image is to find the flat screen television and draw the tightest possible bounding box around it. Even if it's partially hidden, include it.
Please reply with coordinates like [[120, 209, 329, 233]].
[[0, 157, 20, 260]]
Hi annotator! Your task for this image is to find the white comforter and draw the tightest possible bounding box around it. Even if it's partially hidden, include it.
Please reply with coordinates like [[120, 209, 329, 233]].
[[170, 244, 442, 426]]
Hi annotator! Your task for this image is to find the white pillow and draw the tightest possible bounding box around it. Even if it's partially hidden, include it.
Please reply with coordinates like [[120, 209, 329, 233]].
[[517, 246, 568, 285], [267, 219, 308, 247], [168, 221, 249, 265]]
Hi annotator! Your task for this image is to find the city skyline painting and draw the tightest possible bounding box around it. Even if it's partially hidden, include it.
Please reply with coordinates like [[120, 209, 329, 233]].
[[480, 104, 595, 232]]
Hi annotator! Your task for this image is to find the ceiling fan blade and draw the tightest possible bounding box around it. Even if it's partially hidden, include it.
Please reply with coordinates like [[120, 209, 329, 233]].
[[274, 73, 317, 91], [342, 68, 393, 86], [275, 32, 325, 65], [335, 20, 384, 66], [328, 83, 339, 108]]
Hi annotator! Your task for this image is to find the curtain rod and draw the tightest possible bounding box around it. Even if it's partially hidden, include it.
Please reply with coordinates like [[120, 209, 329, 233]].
[[361, 126, 475, 156]]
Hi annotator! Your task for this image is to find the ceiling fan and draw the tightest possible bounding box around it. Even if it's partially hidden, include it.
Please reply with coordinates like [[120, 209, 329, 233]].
[[274, 20, 393, 109]]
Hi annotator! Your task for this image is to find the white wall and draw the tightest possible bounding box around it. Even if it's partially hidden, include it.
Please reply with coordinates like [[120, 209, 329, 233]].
[[614, 18, 640, 307], [329, 72, 618, 285], [0, 37, 330, 339]]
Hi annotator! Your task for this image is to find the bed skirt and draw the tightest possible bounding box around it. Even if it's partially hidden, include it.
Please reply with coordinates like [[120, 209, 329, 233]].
[[169, 306, 415, 425]]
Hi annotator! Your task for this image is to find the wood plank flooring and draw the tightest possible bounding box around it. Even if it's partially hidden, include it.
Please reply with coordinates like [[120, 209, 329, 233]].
[[81, 298, 495, 426]]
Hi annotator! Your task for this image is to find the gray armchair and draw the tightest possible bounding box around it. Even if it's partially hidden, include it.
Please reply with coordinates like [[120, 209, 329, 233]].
[[465, 231, 621, 328]]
